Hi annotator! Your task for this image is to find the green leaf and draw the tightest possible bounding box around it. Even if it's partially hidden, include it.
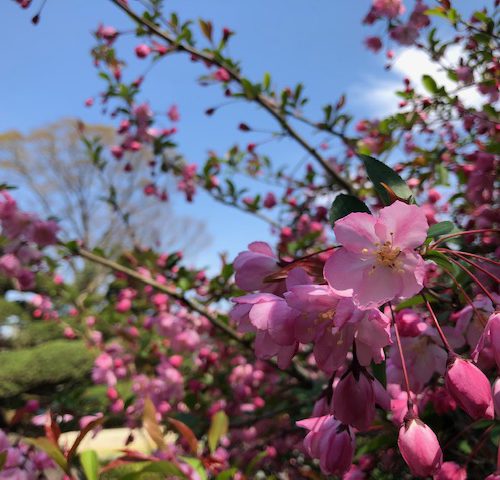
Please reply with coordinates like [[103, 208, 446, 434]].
[[427, 221, 455, 239], [208, 410, 229, 453], [360, 154, 414, 205], [80, 450, 99, 480], [121, 461, 186, 480], [422, 74, 438, 94], [0, 451, 7, 470], [216, 468, 238, 480], [329, 194, 371, 227], [179, 457, 207, 480], [395, 295, 425, 310], [25, 438, 68, 473], [263, 72, 271, 90], [424, 250, 460, 276]]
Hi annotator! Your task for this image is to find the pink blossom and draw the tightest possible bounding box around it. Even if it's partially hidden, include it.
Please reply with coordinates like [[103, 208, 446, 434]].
[[364, 36, 383, 52], [398, 418, 442, 477], [493, 378, 500, 418], [333, 370, 375, 431], [28, 219, 59, 246], [372, 0, 405, 19], [434, 462, 467, 480], [297, 415, 355, 476], [472, 312, 500, 369], [263, 192, 277, 208], [213, 68, 231, 82], [455, 66, 473, 84], [390, 23, 420, 45], [233, 242, 280, 292], [167, 105, 180, 122], [96, 24, 118, 44], [0, 254, 21, 277], [135, 44, 151, 58], [445, 357, 494, 420], [324, 201, 428, 309]]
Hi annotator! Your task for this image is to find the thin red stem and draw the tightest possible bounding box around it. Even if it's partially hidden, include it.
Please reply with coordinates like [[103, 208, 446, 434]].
[[422, 293, 454, 353], [431, 228, 499, 247], [389, 303, 414, 414], [445, 256, 496, 304], [438, 249, 500, 267], [447, 251, 500, 284]]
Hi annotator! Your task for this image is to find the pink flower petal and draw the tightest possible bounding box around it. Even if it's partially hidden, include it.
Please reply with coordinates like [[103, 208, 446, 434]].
[[333, 212, 378, 254], [375, 201, 428, 249]]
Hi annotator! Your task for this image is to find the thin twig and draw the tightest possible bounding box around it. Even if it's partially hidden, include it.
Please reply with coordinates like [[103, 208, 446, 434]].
[[108, 0, 355, 194]]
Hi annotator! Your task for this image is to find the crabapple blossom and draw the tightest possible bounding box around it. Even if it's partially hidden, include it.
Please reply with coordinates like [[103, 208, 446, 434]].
[[434, 461, 467, 480], [324, 200, 428, 309], [445, 356, 494, 420], [398, 417, 443, 477], [233, 242, 280, 293], [333, 369, 376, 431], [296, 415, 355, 476]]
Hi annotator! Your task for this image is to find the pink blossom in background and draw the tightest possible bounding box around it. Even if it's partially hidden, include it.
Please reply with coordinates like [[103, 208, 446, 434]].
[[324, 201, 428, 309]]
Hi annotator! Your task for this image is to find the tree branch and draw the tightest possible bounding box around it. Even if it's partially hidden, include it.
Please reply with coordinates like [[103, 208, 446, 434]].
[[108, 0, 355, 194]]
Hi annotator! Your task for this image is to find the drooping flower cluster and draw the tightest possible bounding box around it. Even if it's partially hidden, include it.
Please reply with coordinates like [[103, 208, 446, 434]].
[[0, 191, 59, 290], [232, 199, 499, 476]]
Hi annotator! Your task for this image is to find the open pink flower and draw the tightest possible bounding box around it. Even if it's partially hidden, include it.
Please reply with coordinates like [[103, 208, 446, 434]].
[[233, 242, 280, 292], [324, 201, 428, 309]]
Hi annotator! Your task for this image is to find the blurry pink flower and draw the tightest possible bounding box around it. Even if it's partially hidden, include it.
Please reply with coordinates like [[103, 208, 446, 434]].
[[233, 242, 280, 292], [0, 254, 21, 277], [472, 312, 500, 369], [372, 0, 405, 18], [434, 461, 467, 480], [390, 23, 419, 45], [135, 44, 151, 58], [29, 220, 59, 246], [324, 201, 428, 309], [365, 36, 383, 52], [263, 192, 277, 209], [455, 66, 473, 84], [167, 104, 180, 122], [213, 68, 231, 82], [445, 357, 494, 420], [398, 418, 442, 477], [297, 415, 355, 476], [493, 378, 500, 418]]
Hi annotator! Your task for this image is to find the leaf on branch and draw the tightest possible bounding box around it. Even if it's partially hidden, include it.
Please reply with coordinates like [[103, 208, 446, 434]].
[[329, 194, 371, 227], [143, 398, 166, 450], [360, 154, 414, 205], [427, 221, 456, 239], [80, 450, 99, 480], [208, 410, 229, 453], [167, 417, 198, 454]]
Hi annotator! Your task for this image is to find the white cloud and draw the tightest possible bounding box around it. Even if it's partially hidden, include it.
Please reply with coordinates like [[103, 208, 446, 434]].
[[351, 46, 484, 117]]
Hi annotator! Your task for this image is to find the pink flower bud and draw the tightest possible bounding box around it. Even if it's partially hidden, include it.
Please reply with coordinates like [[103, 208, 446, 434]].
[[398, 418, 442, 477], [297, 416, 355, 476], [434, 461, 467, 480], [445, 357, 494, 420], [135, 44, 151, 58], [493, 378, 500, 418], [333, 371, 375, 431]]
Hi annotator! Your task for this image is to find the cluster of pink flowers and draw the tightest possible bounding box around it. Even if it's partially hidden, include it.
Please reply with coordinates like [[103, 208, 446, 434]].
[[232, 200, 499, 476], [364, 0, 430, 51], [0, 191, 59, 290], [0, 429, 55, 479]]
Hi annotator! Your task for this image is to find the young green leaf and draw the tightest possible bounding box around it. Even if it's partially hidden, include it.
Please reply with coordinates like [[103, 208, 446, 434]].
[[329, 194, 371, 227], [208, 410, 229, 453], [360, 154, 414, 205], [80, 450, 99, 480], [427, 221, 455, 239]]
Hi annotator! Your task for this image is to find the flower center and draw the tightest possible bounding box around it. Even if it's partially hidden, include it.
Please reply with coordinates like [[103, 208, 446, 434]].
[[375, 241, 401, 269]]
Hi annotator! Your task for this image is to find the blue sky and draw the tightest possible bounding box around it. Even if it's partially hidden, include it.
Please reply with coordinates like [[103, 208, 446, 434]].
[[0, 0, 482, 270]]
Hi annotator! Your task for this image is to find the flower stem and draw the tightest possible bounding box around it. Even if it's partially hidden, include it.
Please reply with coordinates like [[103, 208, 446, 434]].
[[389, 303, 414, 415], [422, 292, 454, 354]]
